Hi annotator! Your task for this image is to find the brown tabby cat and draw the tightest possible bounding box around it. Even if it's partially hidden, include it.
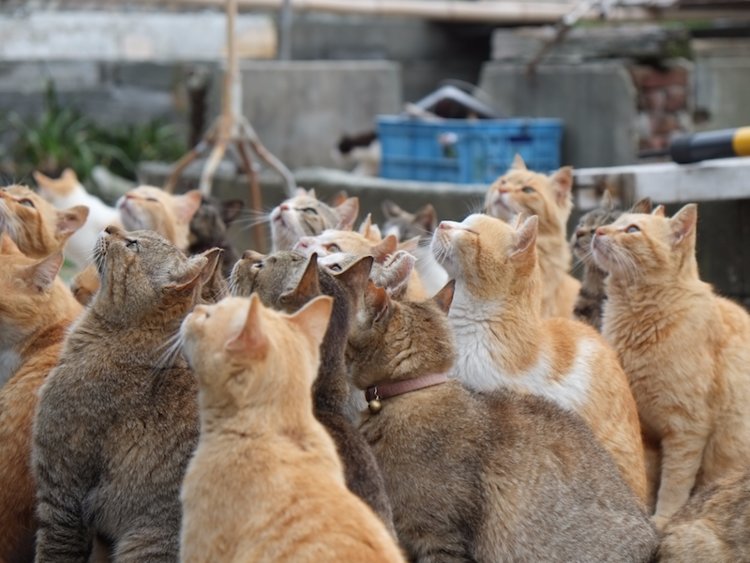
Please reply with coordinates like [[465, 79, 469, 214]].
[[229, 251, 396, 532], [179, 294, 404, 562], [571, 194, 653, 330], [659, 471, 750, 562], [0, 235, 82, 563], [594, 203, 750, 529], [32, 226, 219, 561], [432, 213, 648, 503], [484, 155, 579, 318], [0, 184, 89, 259], [345, 278, 658, 561], [270, 188, 359, 251]]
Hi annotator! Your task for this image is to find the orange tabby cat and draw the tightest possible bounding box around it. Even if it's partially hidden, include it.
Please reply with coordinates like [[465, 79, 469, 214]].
[[72, 186, 204, 305], [0, 184, 89, 259], [296, 230, 427, 301], [179, 294, 405, 562], [484, 155, 579, 318], [432, 213, 648, 504], [594, 203, 750, 528], [0, 234, 82, 562], [117, 185, 202, 251]]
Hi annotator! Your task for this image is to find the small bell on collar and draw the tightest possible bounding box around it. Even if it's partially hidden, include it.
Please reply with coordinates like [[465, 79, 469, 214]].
[[368, 398, 383, 414]]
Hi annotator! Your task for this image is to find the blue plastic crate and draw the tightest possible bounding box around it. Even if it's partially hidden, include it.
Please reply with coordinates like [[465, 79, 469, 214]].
[[377, 116, 563, 184]]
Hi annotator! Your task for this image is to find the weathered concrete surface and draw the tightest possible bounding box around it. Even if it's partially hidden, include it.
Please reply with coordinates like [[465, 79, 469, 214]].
[[693, 39, 750, 132], [238, 61, 402, 169], [478, 61, 639, 168], [0, 11, 275, 61]]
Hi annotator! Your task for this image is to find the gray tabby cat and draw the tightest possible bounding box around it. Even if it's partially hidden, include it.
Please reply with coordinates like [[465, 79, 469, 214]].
[[32, 226, 219, 562], [229, 250, 396, 535], [270, 188, 359, 251], [345, 278, 659, 562], [571, 193, 652, 330]]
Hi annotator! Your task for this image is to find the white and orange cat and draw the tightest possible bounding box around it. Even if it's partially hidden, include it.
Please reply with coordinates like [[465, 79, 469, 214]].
[[270, 188, 359, 251], [432, 212, 648, 504], [594, 203, 750, 528], [179, 294, 404, 562], [484, 155, 579, 318], [34, 168, 121, 269], [0, 184, 89, 261], [296, 230, 427, 301]]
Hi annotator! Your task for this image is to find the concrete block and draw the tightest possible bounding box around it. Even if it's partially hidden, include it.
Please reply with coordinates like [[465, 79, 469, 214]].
[[478, 61, 638, 167], [238, 61, 402, 170]]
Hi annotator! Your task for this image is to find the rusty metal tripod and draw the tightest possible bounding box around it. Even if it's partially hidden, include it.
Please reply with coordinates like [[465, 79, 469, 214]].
[[164, 0, 296, 252]]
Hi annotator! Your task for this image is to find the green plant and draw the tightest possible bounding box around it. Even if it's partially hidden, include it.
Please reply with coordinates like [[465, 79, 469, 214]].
[[2, 81, 186, 183]]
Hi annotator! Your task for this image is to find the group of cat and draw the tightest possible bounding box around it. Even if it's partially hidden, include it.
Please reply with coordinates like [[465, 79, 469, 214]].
[[0, 157, 748, 562]]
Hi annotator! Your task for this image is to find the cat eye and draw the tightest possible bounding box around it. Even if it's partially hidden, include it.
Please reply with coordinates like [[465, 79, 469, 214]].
[[328, 264, 342, 272], [125, 239, 139, 250], [327, 243, 341, 253], [521, 186, 535, 194], [302, 207, 318, 215], [18, 198, 35, 208], [251, 262, 263, 270], [625, 225, 640, 234], [146, 197, 159, 203]]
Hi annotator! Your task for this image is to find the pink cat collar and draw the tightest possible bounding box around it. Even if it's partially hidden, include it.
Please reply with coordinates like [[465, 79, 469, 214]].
[[364, 373, 448, 413]]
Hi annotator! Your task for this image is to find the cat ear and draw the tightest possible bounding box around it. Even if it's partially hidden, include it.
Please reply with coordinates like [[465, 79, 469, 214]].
[[335, 197, 359, 231], [511, 153, 527, 171], [176, 190, 203, 224], [281, 253, 321, 306], [56, 205, 90, 240], [372, 234, 398, 264], [366, 281, 390, 323], [166, 251, 218, 293], [62, 168, 78, 182], [307, 188, 317, 199], [333, 255, 374, 294], [0, 233, 22, 256], [511, 215, 539, 258], [378, 250, 415, 298], [24, 252, 63, 292], [397, 236, 420, 254], [550, 166, 574, 208], [287, 295, 334, 351], [221, 200, 244, 226], [358, 214, 376, 242], [510, 212, 527, 230], [670, 204, 697, 246], [226, 294, 269, 358], [33, 170, 53, 189], [629, 197, 653, 214], [652, 205, 666, 217], [600, 190, 615, 212], [415, 203, 438, 233], [432, 279, 456, 314], [329, 190, 349, 208], [381, 200, 403, 219]]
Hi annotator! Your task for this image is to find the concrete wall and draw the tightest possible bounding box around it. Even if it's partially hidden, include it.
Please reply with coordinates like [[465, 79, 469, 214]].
[[238, 61, 402, 169], [479, 61, 639, 167]]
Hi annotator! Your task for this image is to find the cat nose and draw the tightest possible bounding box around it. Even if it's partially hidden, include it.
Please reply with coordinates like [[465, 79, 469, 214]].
[[280, 204, 290, 212], [438, 222, 451, 230], [242, 250, 264, 261], [296, 238, 311, 249], [104, 225, 122, 236], [595, 227, 607, 237]]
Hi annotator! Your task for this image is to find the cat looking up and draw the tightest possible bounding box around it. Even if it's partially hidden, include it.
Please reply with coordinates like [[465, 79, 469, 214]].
[[229, 250, 396, 532], [34, 168, 121, 270], [343, 277, 657, 561], [0, 184, 89, 261], [270, 188, 359, 251], [179, 294, 404, 562], [593, 203, 750, 529], [484, 155, 579, 318], [570, 193, 653, 330], [32, 226, 220, 561], [432, 212, 648, 504], [0, 235, 82, 562]]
